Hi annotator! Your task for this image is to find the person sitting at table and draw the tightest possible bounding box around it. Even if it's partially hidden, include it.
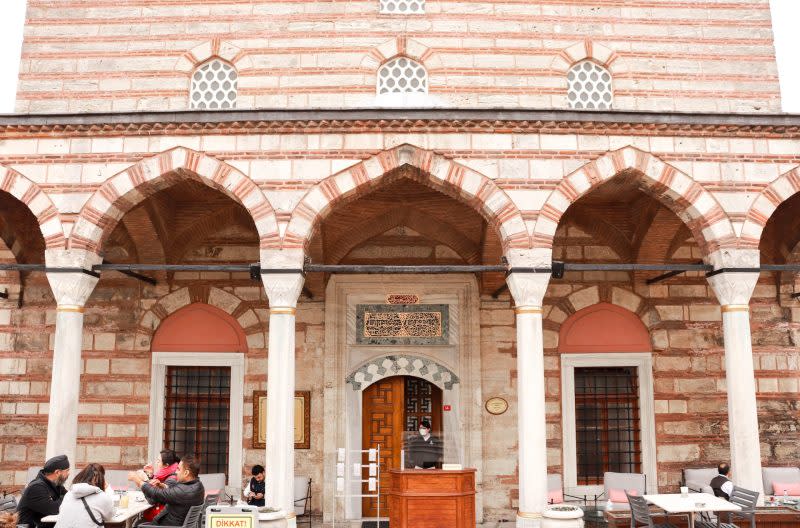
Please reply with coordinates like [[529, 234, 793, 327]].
[[140, 449, 181, 523], [54, 463, 113, 528], [710, 462, 734, 500], [245, 465, 266, 507], [129, 454, 205, 526], [17, 454, 70, 528], [144, 450, 180, 484]]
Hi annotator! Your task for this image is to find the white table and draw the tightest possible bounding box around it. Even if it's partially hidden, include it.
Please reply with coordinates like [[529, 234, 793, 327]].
[[644, 492, 741, 528], [42, 492, 152, 526]]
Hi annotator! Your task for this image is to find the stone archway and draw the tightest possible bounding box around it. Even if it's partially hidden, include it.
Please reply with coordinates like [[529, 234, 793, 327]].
[[283, 143, 530, 252], [532, 146, 736, 255], [70, 147, 279, 253], [346, 354, 460, 391]]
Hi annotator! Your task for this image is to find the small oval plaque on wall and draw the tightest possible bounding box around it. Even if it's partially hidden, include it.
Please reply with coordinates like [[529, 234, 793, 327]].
[[485, 397, 509, 415]]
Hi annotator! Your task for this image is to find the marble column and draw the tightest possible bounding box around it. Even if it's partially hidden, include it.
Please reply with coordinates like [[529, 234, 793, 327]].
[[506, 249, 552, 528], [261, 249, 305, 523], [44, 249, 101, 465], [706, 248, 764, 502]]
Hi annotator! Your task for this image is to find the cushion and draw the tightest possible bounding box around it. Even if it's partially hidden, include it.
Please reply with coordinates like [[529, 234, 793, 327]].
[[771, 482, 800, 496], [547, 489, 564, 504], [609, 488, 637, 503]]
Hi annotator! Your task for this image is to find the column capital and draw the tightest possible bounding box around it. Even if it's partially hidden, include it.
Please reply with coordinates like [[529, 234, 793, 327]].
[[705, 248, 760, 306], [44, 249, 102, 307], [260, 249, 305, 310], [505, 249, 552, 308]]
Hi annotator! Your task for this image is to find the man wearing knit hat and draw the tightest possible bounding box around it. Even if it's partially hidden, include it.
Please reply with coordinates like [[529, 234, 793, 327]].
[[17, 455, 70, 527]]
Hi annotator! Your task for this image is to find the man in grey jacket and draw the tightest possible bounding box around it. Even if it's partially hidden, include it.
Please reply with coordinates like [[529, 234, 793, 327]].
[[130, 455, 205, 526]]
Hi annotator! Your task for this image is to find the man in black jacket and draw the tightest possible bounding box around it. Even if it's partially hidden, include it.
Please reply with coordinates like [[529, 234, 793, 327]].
[[16, 454, 70, 528], [130, 454, 205, 526]]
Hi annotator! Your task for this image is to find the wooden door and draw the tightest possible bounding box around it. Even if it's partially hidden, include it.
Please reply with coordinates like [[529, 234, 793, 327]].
[[362, 376, 405, 518]]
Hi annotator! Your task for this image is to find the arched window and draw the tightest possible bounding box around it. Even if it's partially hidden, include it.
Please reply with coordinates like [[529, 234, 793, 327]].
[[377, 57, 427, 95], [190, 59, 238, 110], [379, 0, 425, 14], [567, 60, 613, 110]]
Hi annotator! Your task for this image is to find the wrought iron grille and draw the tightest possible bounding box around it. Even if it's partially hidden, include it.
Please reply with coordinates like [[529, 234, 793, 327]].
[[574, 367, 641, 485], [164, 366, 231, 476]]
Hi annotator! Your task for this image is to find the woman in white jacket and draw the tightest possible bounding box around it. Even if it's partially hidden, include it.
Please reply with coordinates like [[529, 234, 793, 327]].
[[55, 463, 114, 528]]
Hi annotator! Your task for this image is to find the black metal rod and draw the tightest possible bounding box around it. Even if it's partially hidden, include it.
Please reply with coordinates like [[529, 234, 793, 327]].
[[94, 264, 254, 272], [491, 283, 509, 299], [303, 264, 508, 274], [646, 261, 705, 285], [564, 263, 713, 272], [0, 289, 7, 299], [102, 261, 157, 286]]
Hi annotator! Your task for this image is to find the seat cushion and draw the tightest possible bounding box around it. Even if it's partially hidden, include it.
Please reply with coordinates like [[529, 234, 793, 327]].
[[609, 488, 637, 503], [547, 489, 564, 504], [772, 481, 800, 496]]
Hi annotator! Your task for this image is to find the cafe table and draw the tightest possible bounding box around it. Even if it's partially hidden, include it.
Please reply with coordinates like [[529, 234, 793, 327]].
[[643, 492, 741, 528], [41, 491, 152, 527]]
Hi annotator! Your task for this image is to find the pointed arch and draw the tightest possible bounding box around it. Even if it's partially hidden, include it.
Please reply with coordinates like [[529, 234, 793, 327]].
[[559, 302, 651, 353], [283, 144, 530, 252], [346, 354, 459, 391], [175, 38, 254, 72], [140, 285, 265, 351], [0, 165, 65, 249], [532, 147, 735, 255], [740, 165, 800, 248], [69, 147, 279, 253], [551, 39, 619, 74]]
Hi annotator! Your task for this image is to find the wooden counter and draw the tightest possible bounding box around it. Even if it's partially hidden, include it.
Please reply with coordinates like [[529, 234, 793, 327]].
[[387, 469, 476, 528]]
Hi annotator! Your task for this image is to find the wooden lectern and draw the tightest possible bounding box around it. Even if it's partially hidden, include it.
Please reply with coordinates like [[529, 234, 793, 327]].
[[387, 468, 476, 528]]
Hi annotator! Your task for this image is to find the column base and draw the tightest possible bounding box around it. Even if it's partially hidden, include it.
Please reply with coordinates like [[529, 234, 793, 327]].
[[517, 512, 543, 528]]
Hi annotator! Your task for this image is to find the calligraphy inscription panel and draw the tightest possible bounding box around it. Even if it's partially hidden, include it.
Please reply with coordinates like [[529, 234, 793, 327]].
[[356, 304, 449, 345]]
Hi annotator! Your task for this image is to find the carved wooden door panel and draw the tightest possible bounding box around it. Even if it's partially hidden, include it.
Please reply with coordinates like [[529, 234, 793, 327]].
[[361, 376, 404, 518]]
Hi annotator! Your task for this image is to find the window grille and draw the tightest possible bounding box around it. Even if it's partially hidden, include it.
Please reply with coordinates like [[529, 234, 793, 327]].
[[567, 60, 613, 110], [379, 0, 425, 14], [377, 57, 427, 95], [164, 366, 231, 476], [404, 377, 436, 432], [574, 367, 641, 485], [190, 59, 238, 110]]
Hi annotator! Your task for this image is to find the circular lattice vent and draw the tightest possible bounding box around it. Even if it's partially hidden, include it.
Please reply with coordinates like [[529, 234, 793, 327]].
[[379, 0, 425, 14], [567, 60, 613, 110], [190, 59, 238, 110], [377, 57, 428, 95]]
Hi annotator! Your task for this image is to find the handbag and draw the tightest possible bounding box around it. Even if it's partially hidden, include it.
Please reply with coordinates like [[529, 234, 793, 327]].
[[80, 497, 104, 527]]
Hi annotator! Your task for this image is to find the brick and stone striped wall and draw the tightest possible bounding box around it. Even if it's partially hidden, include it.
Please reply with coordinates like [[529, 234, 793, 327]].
[[16, 0, 781, 113]]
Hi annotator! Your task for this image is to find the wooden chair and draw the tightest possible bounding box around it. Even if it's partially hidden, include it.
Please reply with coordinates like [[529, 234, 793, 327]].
[[626, 491, 678, 528], [199, 493, 220, 527], [139, 504, 204, 528], [695, 486, 759, 528], [0, 495, 16, 512]]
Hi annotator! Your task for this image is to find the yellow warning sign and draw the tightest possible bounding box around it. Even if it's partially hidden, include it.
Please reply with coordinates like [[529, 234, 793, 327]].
[[207, 514, 254, 528]]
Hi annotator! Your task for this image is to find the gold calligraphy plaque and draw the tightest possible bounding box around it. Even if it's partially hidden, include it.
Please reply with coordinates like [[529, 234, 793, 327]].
[[485, 397, 509, 415]]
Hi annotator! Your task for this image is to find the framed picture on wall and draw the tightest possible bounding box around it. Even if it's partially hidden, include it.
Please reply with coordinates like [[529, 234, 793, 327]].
[[252, 390, 311, 450]]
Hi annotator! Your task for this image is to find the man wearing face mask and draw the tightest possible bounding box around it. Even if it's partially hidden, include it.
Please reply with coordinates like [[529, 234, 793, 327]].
[[407, 420, 442, 469], [17, 454, 70, 528]]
